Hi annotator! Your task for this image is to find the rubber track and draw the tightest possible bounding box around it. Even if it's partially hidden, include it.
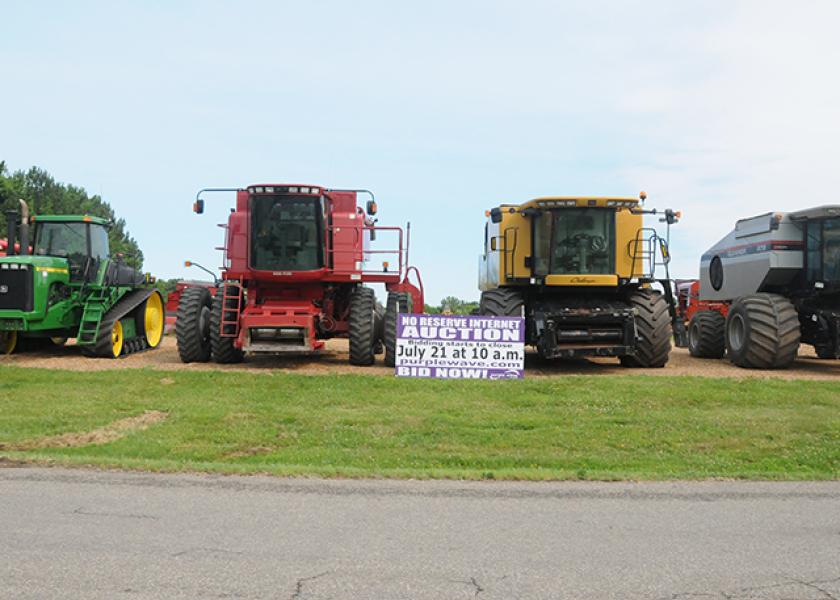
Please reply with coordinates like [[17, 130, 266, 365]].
[[689, 310, 726, 358], [176, 286, 212, 363], [384, 291, 412, 367], [621, 289, 672, 368], [81, 289, 154, 358], [210, 286, 244, 364], [349, 286, 376, 366], [479, 288, 524, 317], [727, 294, 800, 368]]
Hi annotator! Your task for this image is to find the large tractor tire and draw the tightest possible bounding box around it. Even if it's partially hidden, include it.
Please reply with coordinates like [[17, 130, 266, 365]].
[[374, 301, 385, 355], [210, 286, 244, 364], [621, 289, 672, 368], [479, 287, 524, 317], [136, 290, 165, 351], [349, 286, 377, 366], [688, 310, 726, 358], [725, 294, 800, 369], [384, 291, 412, 367], [176, 286, 213, 363]]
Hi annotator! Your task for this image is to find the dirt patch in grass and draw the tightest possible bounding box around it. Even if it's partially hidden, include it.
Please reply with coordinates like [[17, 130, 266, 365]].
[[5, 411, 168, 450], [3, 335, 839, 380]]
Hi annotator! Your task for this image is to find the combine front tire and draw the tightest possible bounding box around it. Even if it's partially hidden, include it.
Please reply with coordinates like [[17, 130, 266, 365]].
[[688, 310, 726, 358], [349, 286, 376, 366], [176, 287, 212, 363], [725, 294, 800, 369], [621, 289, 672, 368], [210, 287, 244, 364], [479, 288, 524, 317], [384, 291, 412, 367]]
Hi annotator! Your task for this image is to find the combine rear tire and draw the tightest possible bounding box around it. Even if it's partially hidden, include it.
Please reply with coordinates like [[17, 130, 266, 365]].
[[688, 310, 726, 358], [479, 288, 524, 317], [136, 290, 165, 350], [725, 294, 800, 369], [176, 287, 212, 363], [621, 289, 672, 368], [210, 287, 244, 364], [349, 286, 376, 366], [384, 291, 412, 367]]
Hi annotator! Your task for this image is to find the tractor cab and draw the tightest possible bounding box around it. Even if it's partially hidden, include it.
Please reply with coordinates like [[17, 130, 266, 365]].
[[31, 216, 110, 283], [798, 208, 840, 292]]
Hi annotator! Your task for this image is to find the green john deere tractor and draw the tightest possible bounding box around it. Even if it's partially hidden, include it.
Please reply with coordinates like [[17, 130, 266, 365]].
[[0, 200, 164, 358]]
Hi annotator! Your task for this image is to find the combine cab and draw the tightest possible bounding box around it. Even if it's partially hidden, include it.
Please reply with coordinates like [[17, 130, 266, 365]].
[[176, 184, 423, 366], [1, 201, 164, 357], [681, 206, 840, 368], [478, 193, 683, 367]]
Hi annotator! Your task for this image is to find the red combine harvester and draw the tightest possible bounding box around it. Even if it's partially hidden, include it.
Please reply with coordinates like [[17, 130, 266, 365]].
[[175, 184, 423, 367]]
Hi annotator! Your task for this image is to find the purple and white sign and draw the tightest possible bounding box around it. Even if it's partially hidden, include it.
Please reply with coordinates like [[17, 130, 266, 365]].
[[395, 314, 525, 379]]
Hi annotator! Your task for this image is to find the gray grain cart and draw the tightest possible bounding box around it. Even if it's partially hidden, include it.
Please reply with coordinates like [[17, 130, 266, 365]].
[[693, 206, 840, 368]]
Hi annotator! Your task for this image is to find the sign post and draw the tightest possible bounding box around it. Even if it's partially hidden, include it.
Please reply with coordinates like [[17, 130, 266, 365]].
[[395, 314, 525, 379]]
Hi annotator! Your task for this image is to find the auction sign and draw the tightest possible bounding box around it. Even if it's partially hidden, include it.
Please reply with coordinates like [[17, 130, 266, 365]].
[[395, 314, 525, 379]]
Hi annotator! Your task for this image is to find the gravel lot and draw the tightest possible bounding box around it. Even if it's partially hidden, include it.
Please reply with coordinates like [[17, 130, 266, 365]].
[[3, 335, 839, 379]]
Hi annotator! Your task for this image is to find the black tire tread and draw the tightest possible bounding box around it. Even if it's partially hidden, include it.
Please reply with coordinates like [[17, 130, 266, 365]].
[[688, 310, 726, 358], [726, 293, 800, 369], [349, 286, 376, 366], [210, 286, 244, 364], [479, 288, 524, 317], [176, 286, 212, 363], [384, 291, 412, 367], [621, 289, 672, 368]]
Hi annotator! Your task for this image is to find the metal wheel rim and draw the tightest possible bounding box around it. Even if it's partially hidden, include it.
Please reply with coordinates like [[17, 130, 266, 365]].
[[728, 313, 745, 352], [689, 321, 700, 350]]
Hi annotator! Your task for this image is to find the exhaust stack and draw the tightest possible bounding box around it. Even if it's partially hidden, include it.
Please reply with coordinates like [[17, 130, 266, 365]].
[[18, 200, 30, 256], [4, 208, 18, 256]]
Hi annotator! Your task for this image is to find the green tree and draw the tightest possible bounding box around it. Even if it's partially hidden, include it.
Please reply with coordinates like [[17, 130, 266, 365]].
[[0, 162, 143, 267], [429, 296, 480, 315]]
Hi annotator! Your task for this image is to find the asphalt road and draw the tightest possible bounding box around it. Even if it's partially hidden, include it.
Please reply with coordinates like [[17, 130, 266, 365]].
[[1, 467, 838, 600]]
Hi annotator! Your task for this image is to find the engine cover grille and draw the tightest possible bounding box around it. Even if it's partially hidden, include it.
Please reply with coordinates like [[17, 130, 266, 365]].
[[0, 267, 34, 312]]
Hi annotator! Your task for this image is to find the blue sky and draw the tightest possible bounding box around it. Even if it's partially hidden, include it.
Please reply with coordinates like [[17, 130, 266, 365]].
[[3, 1, 839, 303]]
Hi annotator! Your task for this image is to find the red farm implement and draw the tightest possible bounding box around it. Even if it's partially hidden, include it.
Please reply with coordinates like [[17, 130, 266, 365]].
[[175, 184, 423, 367]]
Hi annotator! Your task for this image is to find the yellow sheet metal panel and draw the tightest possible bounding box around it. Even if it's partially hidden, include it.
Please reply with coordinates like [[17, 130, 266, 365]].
[[544, 274, 619, 286], [616, 208, 644, 278], [498, 209, 532, 282]]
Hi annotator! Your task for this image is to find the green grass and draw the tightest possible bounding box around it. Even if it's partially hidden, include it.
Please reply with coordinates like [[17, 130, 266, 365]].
[[0, 365, 837, 480]]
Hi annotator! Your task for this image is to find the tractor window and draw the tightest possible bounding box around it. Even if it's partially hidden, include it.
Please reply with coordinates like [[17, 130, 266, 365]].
[[251, 195, 323, 271], [823, 218, 840, 281], [534, 209, 615, 275], [34, 222, 88, 259], [90, 224, 110, 260]]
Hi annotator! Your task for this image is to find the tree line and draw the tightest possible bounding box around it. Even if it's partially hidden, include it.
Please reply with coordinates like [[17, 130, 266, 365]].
[[0, 162, 143, 266], [424, 296, 480, 315]]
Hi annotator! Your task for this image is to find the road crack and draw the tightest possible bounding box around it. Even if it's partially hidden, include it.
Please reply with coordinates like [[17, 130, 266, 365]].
[[290, 571, 330, 599]]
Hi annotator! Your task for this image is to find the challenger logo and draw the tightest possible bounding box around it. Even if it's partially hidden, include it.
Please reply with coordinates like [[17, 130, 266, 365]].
[[0, 285, 7, 294], [570, 277, 596, 284]]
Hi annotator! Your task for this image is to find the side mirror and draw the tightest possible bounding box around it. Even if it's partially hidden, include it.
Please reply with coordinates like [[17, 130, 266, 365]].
[[366, 200, 377, 216], [490, 208, 502, 224], [193, 199, 205, 214]]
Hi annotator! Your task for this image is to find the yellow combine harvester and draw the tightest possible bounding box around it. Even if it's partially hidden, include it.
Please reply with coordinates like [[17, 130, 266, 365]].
[[478, 193, 683, 367]]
